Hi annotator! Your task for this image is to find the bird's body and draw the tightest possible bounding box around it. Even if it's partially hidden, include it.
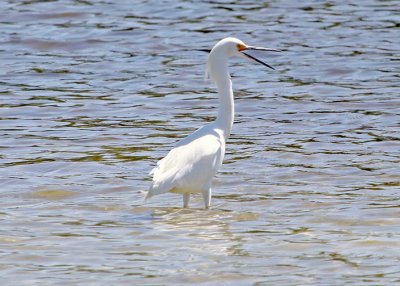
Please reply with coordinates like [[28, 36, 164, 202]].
[[146, 37, 278, 208], [148, 123, 225, 207]]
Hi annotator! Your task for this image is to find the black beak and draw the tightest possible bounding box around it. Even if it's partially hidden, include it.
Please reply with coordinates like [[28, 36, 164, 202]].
[[241, 46, 281, 70], [196, 49, 211, 53]]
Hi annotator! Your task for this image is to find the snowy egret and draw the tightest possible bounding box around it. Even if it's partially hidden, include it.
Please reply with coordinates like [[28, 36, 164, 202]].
[[146, 37, 279, 208]]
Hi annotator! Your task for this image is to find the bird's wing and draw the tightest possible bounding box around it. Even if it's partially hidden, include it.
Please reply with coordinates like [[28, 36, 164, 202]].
[[147, 131, 224, 198]]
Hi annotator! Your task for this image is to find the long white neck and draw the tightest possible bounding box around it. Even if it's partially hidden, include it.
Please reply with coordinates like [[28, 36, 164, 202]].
[[207, 52, 234, 141]]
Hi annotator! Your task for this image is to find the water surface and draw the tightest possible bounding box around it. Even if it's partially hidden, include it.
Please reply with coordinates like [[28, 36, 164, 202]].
[[0, 0, 399, 285]]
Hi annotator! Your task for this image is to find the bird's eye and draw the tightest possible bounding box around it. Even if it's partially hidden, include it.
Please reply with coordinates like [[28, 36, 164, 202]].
[[237, 43, 247, 51]]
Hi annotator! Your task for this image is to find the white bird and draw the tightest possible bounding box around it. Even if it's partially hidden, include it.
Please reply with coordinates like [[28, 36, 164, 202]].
[[146, 37, 279, 209]]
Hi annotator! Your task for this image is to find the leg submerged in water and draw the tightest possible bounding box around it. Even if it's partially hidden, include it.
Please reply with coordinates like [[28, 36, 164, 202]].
[[202, 188, 212, 209], [183, 193, 190, 208]]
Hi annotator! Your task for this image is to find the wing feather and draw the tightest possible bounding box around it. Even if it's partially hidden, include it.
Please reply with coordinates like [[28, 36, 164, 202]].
[[147, 130, 224, 199]]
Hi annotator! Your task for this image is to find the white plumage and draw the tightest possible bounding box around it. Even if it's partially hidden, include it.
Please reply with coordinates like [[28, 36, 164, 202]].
[[146, 37, 279, 208], [147, 125, 224, 208]]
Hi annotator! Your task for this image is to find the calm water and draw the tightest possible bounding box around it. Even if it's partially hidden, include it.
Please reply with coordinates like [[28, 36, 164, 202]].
[[1, 0, 399, 285]]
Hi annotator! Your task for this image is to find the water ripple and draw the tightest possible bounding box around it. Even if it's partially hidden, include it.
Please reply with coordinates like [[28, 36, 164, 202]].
[[0, 0, 399, 285]]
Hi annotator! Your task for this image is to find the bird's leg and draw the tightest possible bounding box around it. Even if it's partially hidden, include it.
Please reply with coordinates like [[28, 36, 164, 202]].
[[202, 188, 212, 209], [183, 193, 190, 208]]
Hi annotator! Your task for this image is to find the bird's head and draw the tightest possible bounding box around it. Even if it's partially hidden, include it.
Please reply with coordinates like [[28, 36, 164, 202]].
[[209, 37, 280, 70], [204, 37, 281, 82]]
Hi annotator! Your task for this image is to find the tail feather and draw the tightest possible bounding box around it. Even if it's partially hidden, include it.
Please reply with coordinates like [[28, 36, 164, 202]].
[[146, 151, 178, 201], [145, 187, 153, 201], [145, 177, 175, 201]]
